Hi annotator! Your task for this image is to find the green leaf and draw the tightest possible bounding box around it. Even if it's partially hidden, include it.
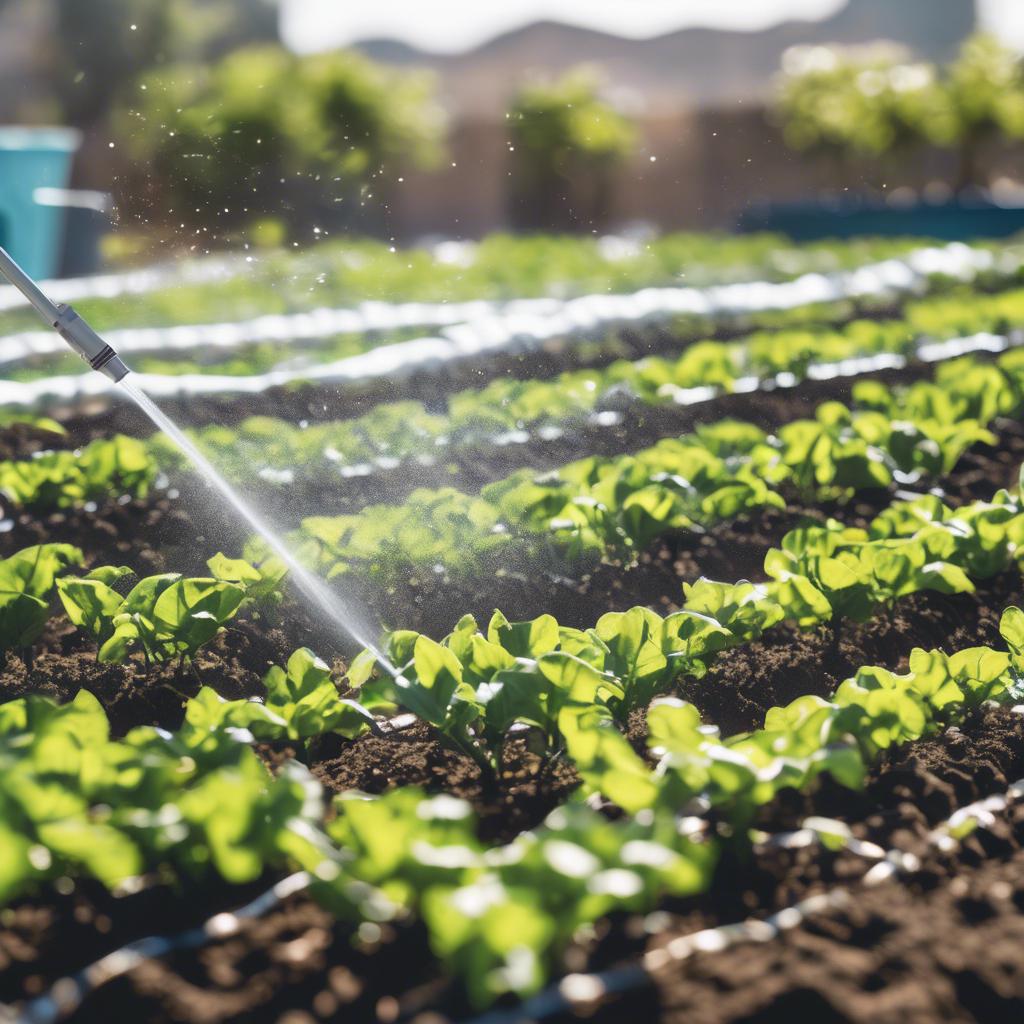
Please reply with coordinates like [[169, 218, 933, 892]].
[[537, 652, 623, 706], [395, 635, 465, 726], [487, 611, 560, 658], [56, 578, 124, 643], [36, 820, 142, 888], [1000, 606, 1024, 653], [346, 648, 378, 689]]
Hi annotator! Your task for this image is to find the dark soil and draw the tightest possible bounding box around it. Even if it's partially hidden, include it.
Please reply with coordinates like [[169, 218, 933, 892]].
[[643, 804, 1024, 1024], [0, 421, 68, 460]]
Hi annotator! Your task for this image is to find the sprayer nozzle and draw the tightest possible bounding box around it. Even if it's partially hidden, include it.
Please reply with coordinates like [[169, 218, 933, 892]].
[[99, 354, 130, 382], [54, 304, 130, 381]]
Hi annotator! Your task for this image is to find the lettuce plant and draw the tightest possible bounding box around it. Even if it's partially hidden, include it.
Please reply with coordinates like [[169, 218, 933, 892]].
[[57, 568, 246, 664], [0, 689, 364, 911], [329, 787, 715, 1007], [765, 519, 975, 644], [207, 551, 288, 607], [185, 647, 374, 745], [571, 606, 1024, 825], [0, 544, 83, 664], [0, 435, 154, 510]]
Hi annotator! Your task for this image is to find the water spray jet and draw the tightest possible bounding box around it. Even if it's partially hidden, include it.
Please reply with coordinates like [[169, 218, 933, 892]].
[[0, 243, 401, 678]]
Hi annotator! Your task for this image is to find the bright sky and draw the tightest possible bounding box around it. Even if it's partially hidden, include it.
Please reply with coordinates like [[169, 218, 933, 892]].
[[281, 0, 1024, 55]]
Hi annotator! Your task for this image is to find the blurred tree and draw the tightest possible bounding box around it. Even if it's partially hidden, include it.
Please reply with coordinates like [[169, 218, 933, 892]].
[[942, 33, 1024, 190], [53, 0, 171, 127], [507, 68, 635, 232], [115, 45, 443, 239], [50, 0, 280, 128], [775, 44, 947, 168], [171, 0, 279, 59], [775, 33, 1024, 193]]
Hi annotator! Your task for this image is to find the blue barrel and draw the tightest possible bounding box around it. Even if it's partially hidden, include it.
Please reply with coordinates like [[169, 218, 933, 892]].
[[737, 195, 1024, 242], [0, 126, 81, 280]]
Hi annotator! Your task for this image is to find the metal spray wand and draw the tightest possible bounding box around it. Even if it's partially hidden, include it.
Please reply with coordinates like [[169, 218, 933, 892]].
[[0, 244, 130, 381]]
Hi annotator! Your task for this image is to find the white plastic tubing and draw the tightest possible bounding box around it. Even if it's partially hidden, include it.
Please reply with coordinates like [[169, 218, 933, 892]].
[[0, 242, 1008, 409], [0, 257, 243, 314]]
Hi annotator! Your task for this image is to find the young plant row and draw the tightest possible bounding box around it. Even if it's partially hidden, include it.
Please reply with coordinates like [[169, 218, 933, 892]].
[[4, 600, 1023, 1007], [0, 544, 282, 668], [3, 354, 1014, 677], [0, 232, 943, 342], [3, 361, 1000, 663], [6, 474, 1020, 769], [0, 434, 154, 512], [4, 281, 1022, 515], [339, 487, 1022, 775], [155, 283, 1024, 488], [285, 361, 1004, 584]]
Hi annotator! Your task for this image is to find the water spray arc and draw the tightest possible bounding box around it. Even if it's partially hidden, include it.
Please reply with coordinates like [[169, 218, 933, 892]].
[[0, 244, 399, 675]]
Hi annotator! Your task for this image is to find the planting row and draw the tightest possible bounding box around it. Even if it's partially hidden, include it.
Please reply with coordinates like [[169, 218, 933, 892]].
[[275, 361, 1007, 586], [8, 279, 1024, 515], [0, 233, 957, 340], [1, 356, 1013, 624], [148, 283, 1024, 488], [5, 477, 1023, 732], [7, 277, 1019, 510], [3, 590, 1024, 1008], [3, 241, 1012, 410], [7, 241, 1024, 1021]]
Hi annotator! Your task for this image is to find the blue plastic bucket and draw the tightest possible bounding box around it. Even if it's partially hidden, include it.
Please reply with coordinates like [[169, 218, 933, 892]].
[[0, 126, 81, 280]]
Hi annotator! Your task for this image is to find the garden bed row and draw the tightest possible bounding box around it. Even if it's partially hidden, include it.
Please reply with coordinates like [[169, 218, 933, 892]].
[[4, 240, 999, 412], [4, 699, 1023, 1024]]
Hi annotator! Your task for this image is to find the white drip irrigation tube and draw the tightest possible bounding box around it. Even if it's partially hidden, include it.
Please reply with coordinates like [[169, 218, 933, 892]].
[[459, 705, 1024, 1024], [0, 257, 244, 315], [0, 242, 983, 364], [0, 243, 1009, 410], [0, 822, 872, 1024], [5, 872, 312, 1024], [0, 801, 928, 1024]]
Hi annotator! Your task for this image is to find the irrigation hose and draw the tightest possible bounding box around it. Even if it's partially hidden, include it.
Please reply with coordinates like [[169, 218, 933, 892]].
[[9, 872, 311, 1024], [0, 243, 1013, 408]]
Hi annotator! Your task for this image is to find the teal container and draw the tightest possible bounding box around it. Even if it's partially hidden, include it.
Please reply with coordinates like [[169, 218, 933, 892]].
[[0, 126, 81, 280]]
